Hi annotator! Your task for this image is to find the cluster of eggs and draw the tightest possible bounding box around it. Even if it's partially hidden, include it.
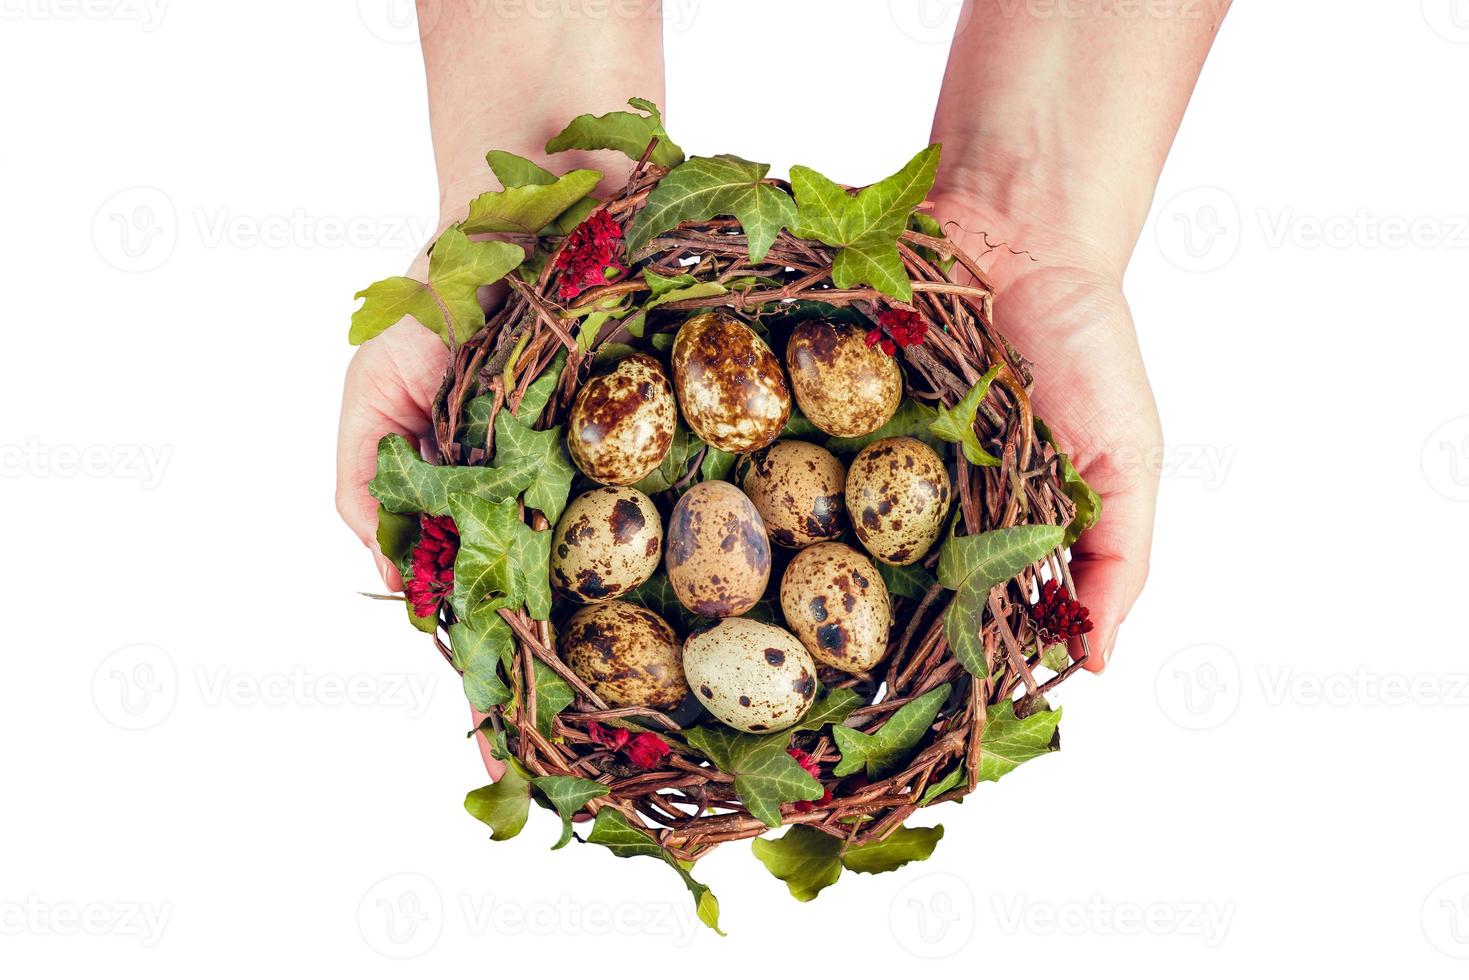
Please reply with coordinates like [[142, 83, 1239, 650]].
[[553, 312, 952, 733]]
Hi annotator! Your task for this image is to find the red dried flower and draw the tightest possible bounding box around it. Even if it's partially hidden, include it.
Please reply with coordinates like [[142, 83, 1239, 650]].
[[865, 308, 929, 357], [588, 722, 671, 770], [788, 747, 832, 812], [624, 732, 673, 770], [1030, 579, 1093, 644], [553, 210, 627, 300], [404, 514, 458, 619]]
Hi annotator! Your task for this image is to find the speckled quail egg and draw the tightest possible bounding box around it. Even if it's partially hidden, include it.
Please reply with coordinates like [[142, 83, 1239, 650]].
[[780, 542, 893, 672], [561, 601, 688, 709], [665, 480, 771, 617], [550, 486, 662, 602], [567, 353, 677, 485], [682, 618, 817, 732], [785, 319, 902, 438], [846, 436, 951, 566], [741, 440, 847, 549], [671, 312, 791, 453]]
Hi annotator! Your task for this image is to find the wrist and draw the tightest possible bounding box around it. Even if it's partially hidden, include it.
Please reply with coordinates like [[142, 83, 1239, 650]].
[[930, 133, 1142, 285]]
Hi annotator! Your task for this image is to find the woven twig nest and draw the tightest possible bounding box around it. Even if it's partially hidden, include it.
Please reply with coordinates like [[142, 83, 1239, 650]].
[[355, 101, 1099, 925]]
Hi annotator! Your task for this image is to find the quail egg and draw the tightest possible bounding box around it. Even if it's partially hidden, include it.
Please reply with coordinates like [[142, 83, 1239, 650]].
[[780, 542, 892, 672], [567, 352, 677, 486], [741, 440, 847, 548], [846, 436, 951, 566], [665, 480, 771, 617], [671, 311, 791, 453], [561, 601, 688, 709], [785, 318, 902, 438], [683, 618, 817, 732], [550, 486, 662, 602]]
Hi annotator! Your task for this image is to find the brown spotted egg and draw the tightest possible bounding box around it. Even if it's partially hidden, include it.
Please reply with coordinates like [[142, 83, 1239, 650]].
[[671, 312, 790, 453], [567, 353, 676, 485], [665, 481, 771, 618], [741, 440, 847, 549], [780, 542, 892, 672], [786, 319, 902, 438], [561, 601, 688, 709], [682, 619, 816, 732], [846, 436, 951, 566], [550, 487, 662, 602]]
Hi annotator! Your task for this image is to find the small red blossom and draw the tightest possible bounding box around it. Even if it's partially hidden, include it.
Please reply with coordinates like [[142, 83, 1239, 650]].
[[865, 309, 929, 357], [553, 210, 627, 300], [405, 514, 458, 619], [788, 747, 832, 812], [587, 722, 671, 770], [1030, 579, 1093, 644]]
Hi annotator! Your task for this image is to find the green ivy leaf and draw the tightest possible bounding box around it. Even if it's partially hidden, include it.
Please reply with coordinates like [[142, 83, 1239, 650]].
[[796, 687, 865, 731], [492, 412, 575, 527], [465, 766, 532, 841], [789, 146, 940, 300], [584, 808, 723, 934], [977, 701, 1061, 782], [633, 422, 703, 495], [929, 364, 1002, 467], [1035, 418, 1102, 548], [627, 155, 795, 261], [369, 434, 535, 516], [376, 504, 418, 572], [531, 775, 609, 849], [485, 150, 557, 187], [683, 727, 823, 828], [528, 658, 575, 740], [937, 524, 1065, 594], [700, 447, 737, 482], [545, 97, 685, 170], [448, 616, 514, 711], [627, 572, 705, 635], [446, 493, 552, 624], [831, 684, 951, 779], [751, 826, 843, 901], [943, 595, 989, 679], [877, 560, 936, 601], [642, 267, 697, 296], [514, 351, 566, 425], [462, 169, 603, 236], [824, 399, 943, 456], [937, 523, 1063, 679], [908, 210, 955, 271], [919, 765, 966, 805], [1040, 642, 1071, 672], [752, 824, 945, 902], [350, 226, 523, 345]]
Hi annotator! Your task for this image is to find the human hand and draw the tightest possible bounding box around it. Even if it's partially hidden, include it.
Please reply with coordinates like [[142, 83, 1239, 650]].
[[928, 183, 1163, 672], [334, 249, 450, 591]]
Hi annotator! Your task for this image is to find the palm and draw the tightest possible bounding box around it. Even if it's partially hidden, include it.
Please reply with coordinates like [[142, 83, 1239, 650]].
[[929, 207, 1162, 671]]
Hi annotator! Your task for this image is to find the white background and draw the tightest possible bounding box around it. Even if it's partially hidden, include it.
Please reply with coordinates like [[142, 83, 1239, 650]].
[[2, 0, 1467, 972]]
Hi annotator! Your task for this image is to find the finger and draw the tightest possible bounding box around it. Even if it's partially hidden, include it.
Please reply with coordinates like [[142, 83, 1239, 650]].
[[1065, 452, 1158, 672], [334, 322, 450, 589]]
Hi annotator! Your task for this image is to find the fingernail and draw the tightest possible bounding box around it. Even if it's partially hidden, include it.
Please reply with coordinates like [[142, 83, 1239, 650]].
[[375, 553, 396, 588]]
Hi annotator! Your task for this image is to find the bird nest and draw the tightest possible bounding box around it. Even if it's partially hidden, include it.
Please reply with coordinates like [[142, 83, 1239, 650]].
[[354, 100, 1099, 925]]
